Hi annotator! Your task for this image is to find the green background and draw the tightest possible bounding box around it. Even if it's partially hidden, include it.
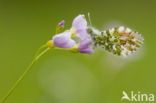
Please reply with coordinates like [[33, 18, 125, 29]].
[[0, 0, 155, 103]]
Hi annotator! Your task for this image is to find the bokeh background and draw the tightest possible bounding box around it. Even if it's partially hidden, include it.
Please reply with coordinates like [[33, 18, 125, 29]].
[[0, 0, 156, 103]]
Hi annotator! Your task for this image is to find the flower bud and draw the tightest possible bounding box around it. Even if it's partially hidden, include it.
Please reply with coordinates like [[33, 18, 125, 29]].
[[59, 20, 65, 28], [56, 20, 65, 34]]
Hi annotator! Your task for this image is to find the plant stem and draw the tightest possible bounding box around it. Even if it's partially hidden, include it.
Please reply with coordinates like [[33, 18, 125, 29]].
[[0, 47, 50, 103]]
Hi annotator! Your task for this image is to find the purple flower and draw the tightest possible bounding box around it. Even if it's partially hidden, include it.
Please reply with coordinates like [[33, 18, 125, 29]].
[[78, 39, 93, 54], [53, 31, 76, 48], [52, 15, 94, 54]]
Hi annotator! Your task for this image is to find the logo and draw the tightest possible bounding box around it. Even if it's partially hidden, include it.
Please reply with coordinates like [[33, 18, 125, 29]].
[[121, 91, 154, 102]]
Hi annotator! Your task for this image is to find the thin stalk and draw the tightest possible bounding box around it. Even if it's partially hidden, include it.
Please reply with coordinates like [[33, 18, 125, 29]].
[[0, 47, 50, 103]]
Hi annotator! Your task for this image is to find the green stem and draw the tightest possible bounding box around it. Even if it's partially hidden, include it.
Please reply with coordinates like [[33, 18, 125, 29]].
[[0, 47, 50, 103], [34, 44, 47, 58]]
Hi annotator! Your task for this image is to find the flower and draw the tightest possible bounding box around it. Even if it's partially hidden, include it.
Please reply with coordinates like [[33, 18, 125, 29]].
[[51, 15, 93, 54], [53, 31, 76, 48]]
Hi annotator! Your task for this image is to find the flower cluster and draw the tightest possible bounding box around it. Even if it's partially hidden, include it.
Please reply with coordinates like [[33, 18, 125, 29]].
[[88, 26, 144, 57], [47, 15, 93, 54], [47, 14, 144, 57]]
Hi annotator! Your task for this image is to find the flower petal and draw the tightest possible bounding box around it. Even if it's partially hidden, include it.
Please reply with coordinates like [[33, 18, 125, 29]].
[[53, 31, 76, 48]]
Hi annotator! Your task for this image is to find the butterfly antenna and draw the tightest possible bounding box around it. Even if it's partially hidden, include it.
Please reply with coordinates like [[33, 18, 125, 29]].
[[88, 12, 92, 26]]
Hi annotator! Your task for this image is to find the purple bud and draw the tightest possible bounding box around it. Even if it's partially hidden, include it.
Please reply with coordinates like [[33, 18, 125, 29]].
[[59, 20, 65, 27]]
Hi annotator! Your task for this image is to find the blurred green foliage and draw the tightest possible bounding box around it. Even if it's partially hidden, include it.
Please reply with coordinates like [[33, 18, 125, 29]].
[[0, 0, 156, 103]]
